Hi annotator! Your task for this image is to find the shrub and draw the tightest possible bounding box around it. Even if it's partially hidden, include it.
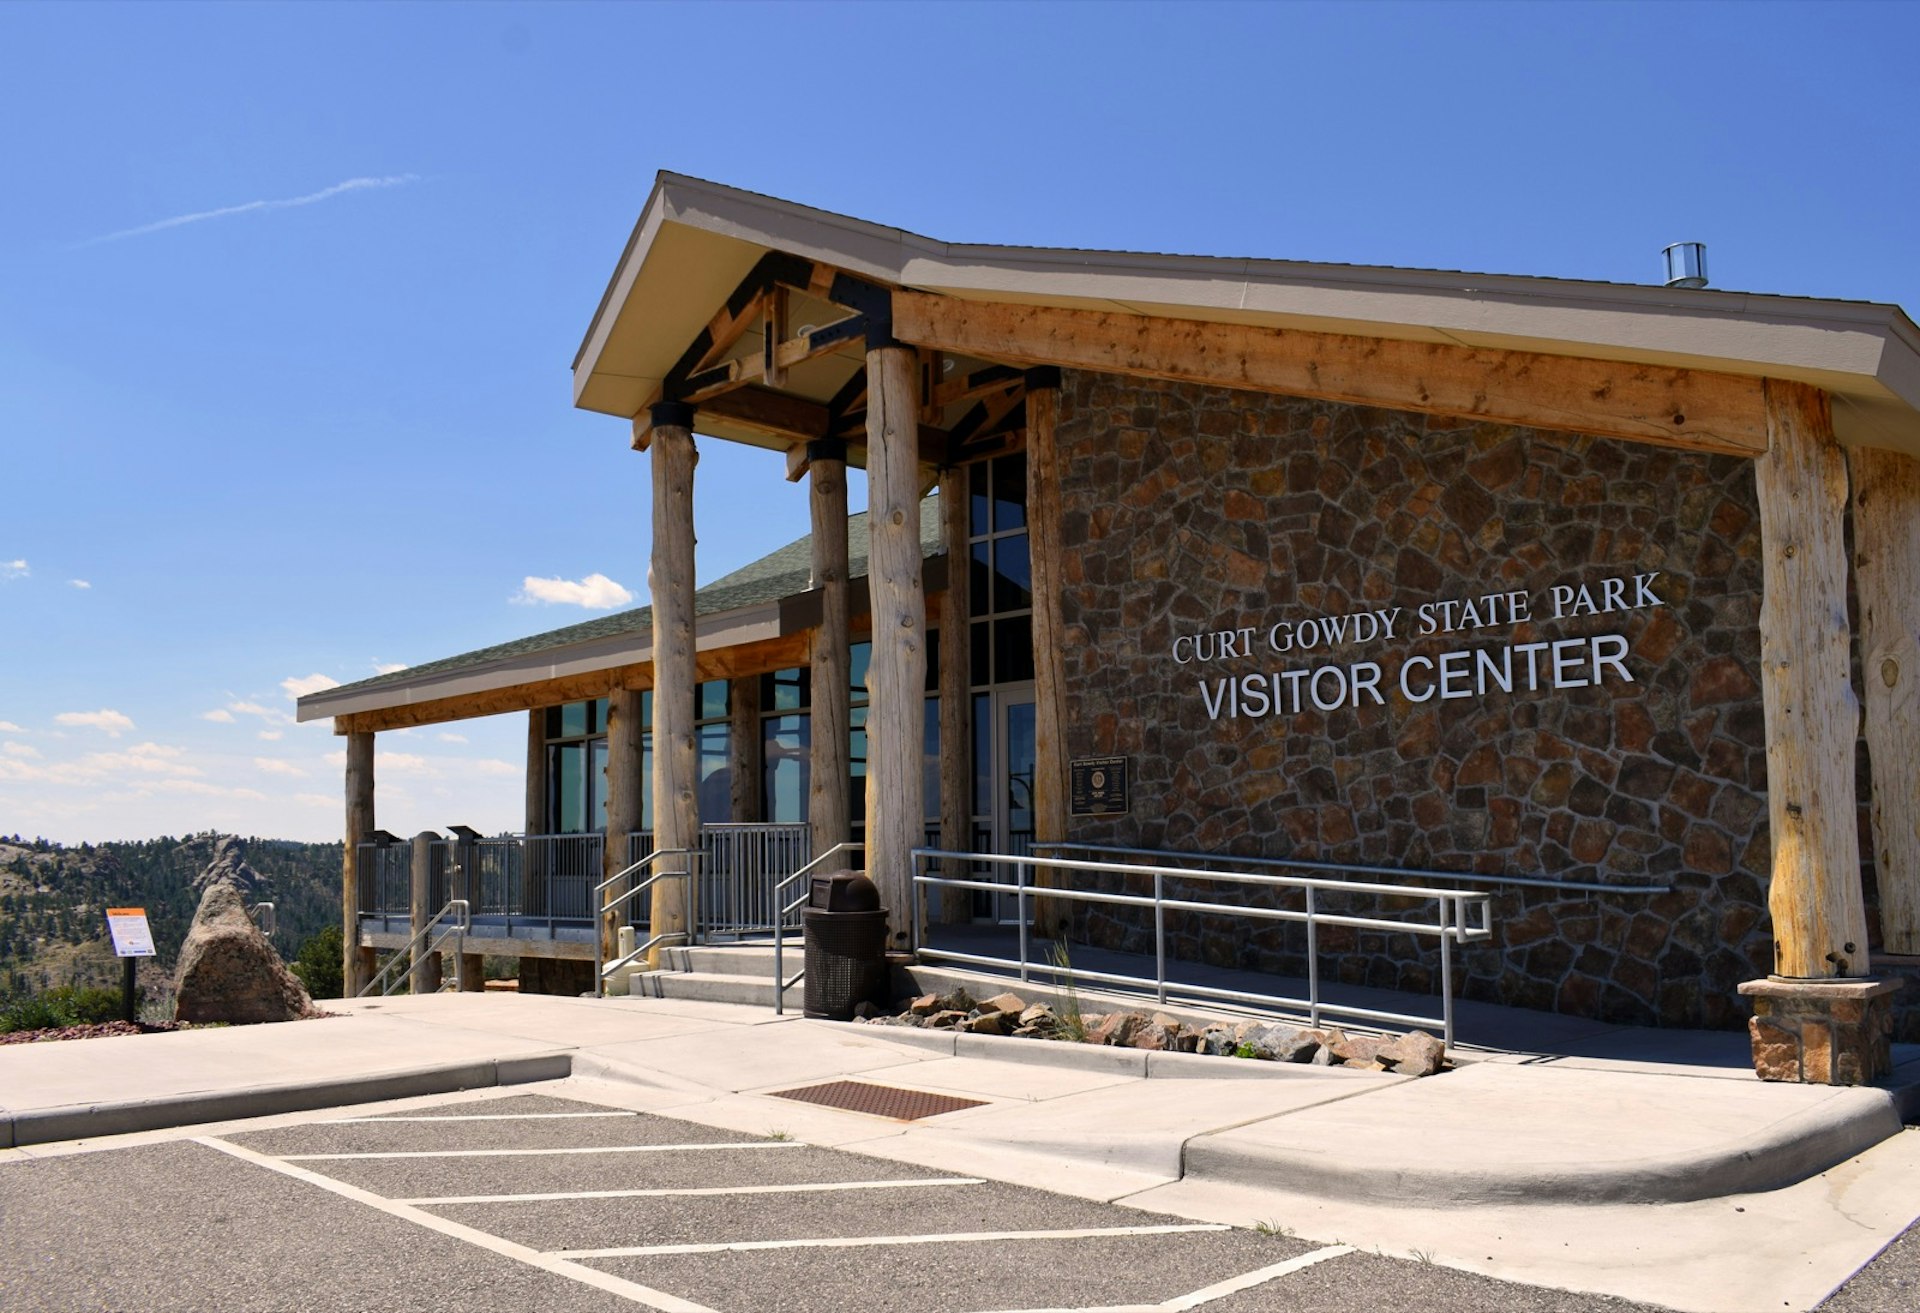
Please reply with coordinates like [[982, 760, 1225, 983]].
[[0, 983, 126, 1032], [290, 924, 344, 1000]]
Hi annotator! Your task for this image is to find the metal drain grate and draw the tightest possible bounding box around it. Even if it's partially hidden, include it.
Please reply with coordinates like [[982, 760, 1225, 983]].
[[769, 1080, 985, 1121]]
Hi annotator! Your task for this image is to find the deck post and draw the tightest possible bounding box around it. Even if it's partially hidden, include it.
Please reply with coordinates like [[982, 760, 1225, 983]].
[[937, 462, 972, 924], [524, 708, 547, 921], [809, 438, 852, 862], [1025, 368, 1070, 939], [1739, 380, 1897, 1085], [409, 830, 442, 995], [603, 686, 645, 984], [1849, 445, 1920, 954], [648, 403, 700, 964], [864, 341, 927, 949], [729, 675, 762, 824], [342, 728, 375, 996]]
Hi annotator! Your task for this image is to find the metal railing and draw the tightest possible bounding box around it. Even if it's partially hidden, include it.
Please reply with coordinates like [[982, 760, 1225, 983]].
[[593, 848, 700, 996], [248, 901, 276, 938], [910, 847, 1493, 1048], [1036, 841, 1673, 896], [770, 842, 864, 1015], [357, 899, 471, 998]]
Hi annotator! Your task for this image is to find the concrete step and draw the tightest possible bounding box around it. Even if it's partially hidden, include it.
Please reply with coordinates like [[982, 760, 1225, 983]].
[[660, 942, 789, 976], [628, 969, 798, 1009]]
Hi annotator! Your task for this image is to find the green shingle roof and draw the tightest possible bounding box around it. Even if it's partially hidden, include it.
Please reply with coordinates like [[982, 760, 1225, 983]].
[[318, 497, 943, 701]]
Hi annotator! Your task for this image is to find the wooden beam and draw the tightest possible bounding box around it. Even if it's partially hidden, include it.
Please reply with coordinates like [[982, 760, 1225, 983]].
[[648, 418, 699, 965], [932, 363, 1024, 410], [764, 284, 790, 391], [937, 464, 972, 926], [864, 343, 926, 949], [809, 449, 852, 857], [1755, 380, 1868, 979], [891, 289, 1769, 457], [331, 631, 813, 734], [678, 317, 867, 405], [1850, 445, 1920, 955], [701, 386, 828, 446], [603, 687, 643, 968], [342, 730, 375, 995], [409, 831, 441, 994], [1025, 376, 1069, 938]]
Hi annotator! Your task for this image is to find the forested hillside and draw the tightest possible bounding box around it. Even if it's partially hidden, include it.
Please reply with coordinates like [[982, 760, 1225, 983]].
[[0, 832, 341, 998]]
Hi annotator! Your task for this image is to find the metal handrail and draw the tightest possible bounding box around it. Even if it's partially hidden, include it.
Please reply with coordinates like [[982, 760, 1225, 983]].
[[248, 901, 276, 938], [593, 847, 700, 996], [358, 899, 471, 998], [1035, 841, 1672, 896], [770, 841, 864, 1015], [910, 848, 1493, 1049]]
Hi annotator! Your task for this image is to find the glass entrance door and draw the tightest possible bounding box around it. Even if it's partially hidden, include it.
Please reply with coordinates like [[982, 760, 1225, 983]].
[[972, 684, 1036, 922]]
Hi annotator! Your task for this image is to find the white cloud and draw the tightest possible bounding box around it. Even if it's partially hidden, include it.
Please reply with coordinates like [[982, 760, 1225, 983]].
[[1, 559, 26, 579], [258, 729, 283, 741], [373, 661, 409, 675], [252, 757, 306, 778], [227, 700, 277, 719], [75, 174, 421, 247], [437, 732, 468, 744], [0, 721, 24, 732], [513, 572, 635, 610], [376, 751, 431, 775], [281, 674, 340, 700], [3, 742, 39, 759], [293, 792, 335, 808], [473, 758, 518, 777], [200, 709, 237, 724], [69, 579, 90, 589], [55, 708, 135, 736]]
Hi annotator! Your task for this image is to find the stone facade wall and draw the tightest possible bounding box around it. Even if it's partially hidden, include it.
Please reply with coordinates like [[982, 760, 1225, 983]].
[[1053, 370, 1789, 1031]]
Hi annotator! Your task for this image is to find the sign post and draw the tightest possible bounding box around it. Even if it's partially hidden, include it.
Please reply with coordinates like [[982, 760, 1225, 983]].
[[105, 908, 155, 1024]]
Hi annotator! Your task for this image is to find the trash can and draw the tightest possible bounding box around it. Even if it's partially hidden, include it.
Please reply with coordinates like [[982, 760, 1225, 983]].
[[802, 871, 889, 1020]]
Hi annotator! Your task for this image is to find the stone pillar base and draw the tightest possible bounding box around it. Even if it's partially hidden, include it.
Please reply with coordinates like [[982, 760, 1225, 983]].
[[1738, 976, 1903, 1085]]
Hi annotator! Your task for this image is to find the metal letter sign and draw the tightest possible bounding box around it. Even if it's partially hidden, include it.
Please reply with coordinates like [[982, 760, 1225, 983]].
[[105, 907, 156, 958], [1070, 756, 1130, 817]]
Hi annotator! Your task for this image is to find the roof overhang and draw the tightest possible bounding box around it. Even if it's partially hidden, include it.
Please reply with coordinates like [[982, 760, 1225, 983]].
[[574, 173, 1920, 457]]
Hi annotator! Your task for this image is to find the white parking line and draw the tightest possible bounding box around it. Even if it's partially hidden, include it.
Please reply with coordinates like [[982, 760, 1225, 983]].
[[328, 1112, 640, 1123], [402, 1176, 986, 1205], [954, 1244, 1355, 1313], [553, 1222, 1231, 1259], [281, 1141, 803, 1161], [194, 1136, 718, 1313]]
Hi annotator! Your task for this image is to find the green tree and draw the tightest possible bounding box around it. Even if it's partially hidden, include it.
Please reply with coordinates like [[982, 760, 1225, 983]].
[[289, 923, 344, 1000]]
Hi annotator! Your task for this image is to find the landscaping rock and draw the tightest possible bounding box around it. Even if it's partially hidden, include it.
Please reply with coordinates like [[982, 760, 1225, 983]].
[[1128, 1021, 1177, 1051], [926, 1009, 969, 1029], [1238, 1022, 1293, 1060], [962, 1010, 1008, 1035], [1017, 1003, 1057, 1028], [907, 993, 943, 1017], [1198, 1024, 1238, 1056], [1087, 1011, 1146, 1046], [1272, 1029, 1324, 1063], [1380, 1029, 1448, 1076], [978, 992, 1028, 1016], [174, 860, 316, 1025]]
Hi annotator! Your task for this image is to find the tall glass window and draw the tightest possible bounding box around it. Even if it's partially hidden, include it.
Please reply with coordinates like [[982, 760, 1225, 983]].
[[544, 697, 609, 833]]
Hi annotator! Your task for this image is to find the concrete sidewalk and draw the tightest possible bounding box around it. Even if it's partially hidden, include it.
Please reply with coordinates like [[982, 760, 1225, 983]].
[[4, 990, 1919, 1312]]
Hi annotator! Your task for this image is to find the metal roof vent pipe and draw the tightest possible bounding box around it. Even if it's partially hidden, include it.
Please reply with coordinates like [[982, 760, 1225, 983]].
[[1663, 241, 1709, 289]]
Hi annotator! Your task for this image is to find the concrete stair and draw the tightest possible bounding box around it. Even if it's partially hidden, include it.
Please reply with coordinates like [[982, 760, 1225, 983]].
[[624, 941, 801, 1009]]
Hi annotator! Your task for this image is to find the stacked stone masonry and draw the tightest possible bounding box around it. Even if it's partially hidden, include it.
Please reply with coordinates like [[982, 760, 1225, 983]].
[[1053, 369, 1902, 1036]]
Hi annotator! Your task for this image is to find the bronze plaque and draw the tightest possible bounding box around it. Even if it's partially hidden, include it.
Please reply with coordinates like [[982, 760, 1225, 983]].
[[1071, 756, 1129, 816]]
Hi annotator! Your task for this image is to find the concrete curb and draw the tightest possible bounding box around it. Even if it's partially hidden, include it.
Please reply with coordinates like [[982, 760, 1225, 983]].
[[0, 1052, 572, 1150], [856, 1021, 1392, 1083], [1180, 1084, 1907, 1207]]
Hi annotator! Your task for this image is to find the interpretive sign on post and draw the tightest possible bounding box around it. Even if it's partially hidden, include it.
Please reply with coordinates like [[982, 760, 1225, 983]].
[[105, 907, 153, 1024], [1071, 756, 1130, 817]]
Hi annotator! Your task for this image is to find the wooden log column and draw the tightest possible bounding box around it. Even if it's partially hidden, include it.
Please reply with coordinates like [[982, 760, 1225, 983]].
[[524, 708, 548, 921], [937, 463, 972, 924], [448, 826, 484, 991], [809, 440, 851, 861], [1739, 380, 1895, 1086], [342, 729, 375, 996], [408, 830, 442, 995], [729, 676, 763, 823], [1025, 368, 1071, 940], [603, 686, 645, 977], [865, 342, 927, 948], [648, 403, 700, 962], [1849, 446, 1920, 955]]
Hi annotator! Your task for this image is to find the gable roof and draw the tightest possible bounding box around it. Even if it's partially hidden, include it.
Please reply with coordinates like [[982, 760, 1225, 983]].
[[574, 173, 1920, 458]]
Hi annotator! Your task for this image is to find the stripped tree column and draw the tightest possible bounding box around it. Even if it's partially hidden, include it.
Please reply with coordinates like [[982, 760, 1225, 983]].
[[409, 830, 442, 995], [1025, 368, 1071, 939], [1739, 380, 1896, 1086], [809, 439, 851, 864], [865, 342, 927, 948], [937, 463, 972, 924], [648, 403, 700, 963], [524, 708, 548, 921], [729, 676, 763, 824], [603, 686, 644, 979], [1849, 446, 1920, 953], [341, 729, 374, 995]]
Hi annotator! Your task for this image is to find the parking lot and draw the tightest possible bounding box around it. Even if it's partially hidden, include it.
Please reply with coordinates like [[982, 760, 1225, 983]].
[[0, 1086, 1750, 1313]]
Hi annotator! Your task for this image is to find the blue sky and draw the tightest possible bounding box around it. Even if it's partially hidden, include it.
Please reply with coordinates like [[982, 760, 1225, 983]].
[[1, 1, 1914, 844]]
